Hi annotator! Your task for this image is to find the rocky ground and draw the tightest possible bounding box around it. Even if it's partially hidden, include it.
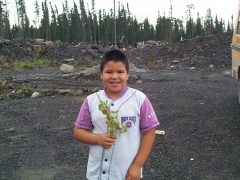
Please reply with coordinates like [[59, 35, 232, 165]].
[[0, 31, 240, 179]]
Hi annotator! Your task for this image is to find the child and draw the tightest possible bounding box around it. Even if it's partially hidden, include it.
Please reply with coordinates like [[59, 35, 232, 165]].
[[73, 49, 159, 180]]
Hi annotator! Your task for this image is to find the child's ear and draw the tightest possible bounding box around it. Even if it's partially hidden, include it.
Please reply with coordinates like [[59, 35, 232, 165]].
[[100, 73, 103, 80]]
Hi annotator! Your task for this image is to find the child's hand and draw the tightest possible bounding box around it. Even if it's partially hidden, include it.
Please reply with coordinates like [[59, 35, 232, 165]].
[[126, 164, 141, 180], [97, 133, 117, 149]]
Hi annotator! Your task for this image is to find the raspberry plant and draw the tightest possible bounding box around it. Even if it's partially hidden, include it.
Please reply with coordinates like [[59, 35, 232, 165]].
[[98, 100, 127, 135]]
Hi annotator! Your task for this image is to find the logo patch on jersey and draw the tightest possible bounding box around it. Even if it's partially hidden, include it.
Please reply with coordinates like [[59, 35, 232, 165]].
[[121, 116, 136, 128]]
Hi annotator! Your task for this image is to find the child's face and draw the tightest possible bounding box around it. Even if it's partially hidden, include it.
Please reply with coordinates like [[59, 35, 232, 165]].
[[101, 61, 128, 99]]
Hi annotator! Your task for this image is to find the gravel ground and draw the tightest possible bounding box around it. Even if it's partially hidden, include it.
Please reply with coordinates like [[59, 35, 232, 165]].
[[0, 67, 240, 180]]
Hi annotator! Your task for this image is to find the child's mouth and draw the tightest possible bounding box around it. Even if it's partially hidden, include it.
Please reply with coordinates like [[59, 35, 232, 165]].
[[111, 82, 120, 86]]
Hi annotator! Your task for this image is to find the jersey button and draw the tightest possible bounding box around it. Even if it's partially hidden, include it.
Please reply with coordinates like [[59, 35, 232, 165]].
[[111, 103, 114, 106], [105, 159, 108, 161], [102, 171, 106, 174]]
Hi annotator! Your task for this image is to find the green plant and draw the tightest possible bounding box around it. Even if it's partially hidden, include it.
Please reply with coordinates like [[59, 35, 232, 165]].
[[33, 59, 51, 66], [25, 62, 34, 69], [14, 67, 24, 72], [78, 66, 87, 70], [14, 61, 26, 68], [98, 100, 127, 135], [43, 59, 51, 65], [17, 85, 34, 93]]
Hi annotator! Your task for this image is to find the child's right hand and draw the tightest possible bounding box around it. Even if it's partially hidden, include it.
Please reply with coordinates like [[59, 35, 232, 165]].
[[97, 133, 117, 149]]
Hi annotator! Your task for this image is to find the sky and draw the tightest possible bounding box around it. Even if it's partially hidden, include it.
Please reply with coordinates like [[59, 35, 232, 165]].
[[7, 0, 239, 27]]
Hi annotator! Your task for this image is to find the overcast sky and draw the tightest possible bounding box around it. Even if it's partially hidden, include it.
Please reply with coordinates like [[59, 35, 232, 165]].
[[7, 0, 238, 26]]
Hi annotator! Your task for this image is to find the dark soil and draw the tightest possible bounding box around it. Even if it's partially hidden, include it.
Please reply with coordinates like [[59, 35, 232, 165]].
[[1, 65, 240, 179]]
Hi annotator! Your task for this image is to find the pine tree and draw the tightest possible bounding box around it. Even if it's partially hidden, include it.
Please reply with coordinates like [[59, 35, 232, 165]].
[[205, 8, 213, 36], [195, 12, 203, 36], [3, 1, 12, 39], [33, 0, 40, 39], [49, 2, 57, 41], [172, 18, 183, 42], [24, 14, 30, 38], [70, 2, 81, 42], [0, 0, 5, 38], [41, 0, 50, 40], [16, 0, 27, 39], [79, 0, 87, 42]]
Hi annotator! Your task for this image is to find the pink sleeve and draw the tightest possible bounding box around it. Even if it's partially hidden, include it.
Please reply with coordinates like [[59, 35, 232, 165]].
[[140, 97, 160, 132], [75, 98, 92, 129]]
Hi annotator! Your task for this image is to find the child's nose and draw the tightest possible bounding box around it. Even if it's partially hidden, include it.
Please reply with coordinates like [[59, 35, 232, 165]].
[[112, 73, 118, 79]]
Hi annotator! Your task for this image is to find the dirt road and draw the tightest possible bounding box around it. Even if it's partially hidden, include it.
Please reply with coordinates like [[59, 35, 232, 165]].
[[0, 67, 240, 179]]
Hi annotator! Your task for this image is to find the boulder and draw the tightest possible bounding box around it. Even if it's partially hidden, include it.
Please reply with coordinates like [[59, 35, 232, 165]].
[[31, 92, 41, 98], [35, 39, 44, 44], [43, 41, 54, 46], [60, 64, 74, 74], [33, 45, 42, 53], [71, 90, 84, 96], [82, 65, 100, 76], [146, 40, 158, 46]]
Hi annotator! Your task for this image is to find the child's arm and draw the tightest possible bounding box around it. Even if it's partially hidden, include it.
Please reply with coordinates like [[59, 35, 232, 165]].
[[73, 125, 117, 149], [126, 128, 156, 179]]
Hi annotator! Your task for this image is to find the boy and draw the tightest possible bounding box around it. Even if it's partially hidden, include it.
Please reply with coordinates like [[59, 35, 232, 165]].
[[73, 49, 159, 180]]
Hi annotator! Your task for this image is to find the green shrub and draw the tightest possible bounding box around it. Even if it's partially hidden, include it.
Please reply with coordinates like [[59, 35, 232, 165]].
[[25, 62, 34, 69], [79, 66, 87, 70], [12, 59, 51, 71], [14, 67, 24, 72], [14, 61, 26, 68], [17, 85, 34, 93], [42, 59, 51, 65]]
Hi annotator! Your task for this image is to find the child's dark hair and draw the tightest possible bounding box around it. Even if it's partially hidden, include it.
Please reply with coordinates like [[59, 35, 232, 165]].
[[100, 49, 129, 73]]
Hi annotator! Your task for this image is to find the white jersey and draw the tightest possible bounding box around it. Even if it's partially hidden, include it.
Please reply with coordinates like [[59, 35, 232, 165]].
[[75, 86, 159, 180]]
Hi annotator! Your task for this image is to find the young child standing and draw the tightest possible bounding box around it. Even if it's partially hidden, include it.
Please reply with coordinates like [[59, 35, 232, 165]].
[[73, 49, 159, 180]]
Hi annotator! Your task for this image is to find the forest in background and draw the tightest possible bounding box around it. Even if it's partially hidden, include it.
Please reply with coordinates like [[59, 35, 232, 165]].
[[0, 0, 234, 46]]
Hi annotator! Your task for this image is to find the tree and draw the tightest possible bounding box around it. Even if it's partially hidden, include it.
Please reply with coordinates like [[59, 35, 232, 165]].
[[79, 0, 87, 42], [0, 0, 5, 38], [16, 0, 27, 39], [49, 2, 57, 41], [70, 2, 81, 42], [172, 18, 183, 42], [195, 12, 203, 36], [205, 8, 213, 36], [3, 0, 12, 39], [33, 0, 40, 39], [185, 4, 195, 38], [24, 14, 30, 38], [40, 0, 50, 40]]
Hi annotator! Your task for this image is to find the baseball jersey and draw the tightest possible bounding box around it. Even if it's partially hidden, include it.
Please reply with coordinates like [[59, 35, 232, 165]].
[[75, 85, 159, 180]]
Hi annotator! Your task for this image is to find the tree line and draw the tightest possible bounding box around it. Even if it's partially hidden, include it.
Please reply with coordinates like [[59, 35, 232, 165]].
[[0, 0, 234, 46]]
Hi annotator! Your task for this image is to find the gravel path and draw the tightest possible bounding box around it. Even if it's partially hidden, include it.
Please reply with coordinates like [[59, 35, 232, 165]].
[[1, 67, 240, 179]]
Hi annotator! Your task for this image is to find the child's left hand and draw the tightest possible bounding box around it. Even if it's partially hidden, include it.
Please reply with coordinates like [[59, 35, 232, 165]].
[[126, 164, 141, 180]]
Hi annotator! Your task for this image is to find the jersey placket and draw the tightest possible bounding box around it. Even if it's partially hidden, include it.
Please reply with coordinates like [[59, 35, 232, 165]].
[[99, 100, 117, 179]]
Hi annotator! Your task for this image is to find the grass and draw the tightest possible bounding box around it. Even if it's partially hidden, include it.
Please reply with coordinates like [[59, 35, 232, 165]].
[[33, 59, 51, 66], [78, 66, 87, 70], [12, 59, 51, 71], [17, 85, 34, 93]]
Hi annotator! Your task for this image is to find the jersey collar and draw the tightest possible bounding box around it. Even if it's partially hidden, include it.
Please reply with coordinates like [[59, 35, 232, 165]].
[[104, 85, 128, 100]]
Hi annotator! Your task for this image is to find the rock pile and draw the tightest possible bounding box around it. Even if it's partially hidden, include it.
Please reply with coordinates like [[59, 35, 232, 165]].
[[0, 39, 106, 65], [0, 31, 233, 70], [126, 30, 233, 70]]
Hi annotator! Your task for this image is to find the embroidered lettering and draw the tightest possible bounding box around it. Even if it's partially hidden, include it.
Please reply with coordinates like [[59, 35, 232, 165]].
[[121, 116, 137, 128], [148, 112, 155, 118], [121, 117, 129, 123], [129, 116, 136, 124]]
